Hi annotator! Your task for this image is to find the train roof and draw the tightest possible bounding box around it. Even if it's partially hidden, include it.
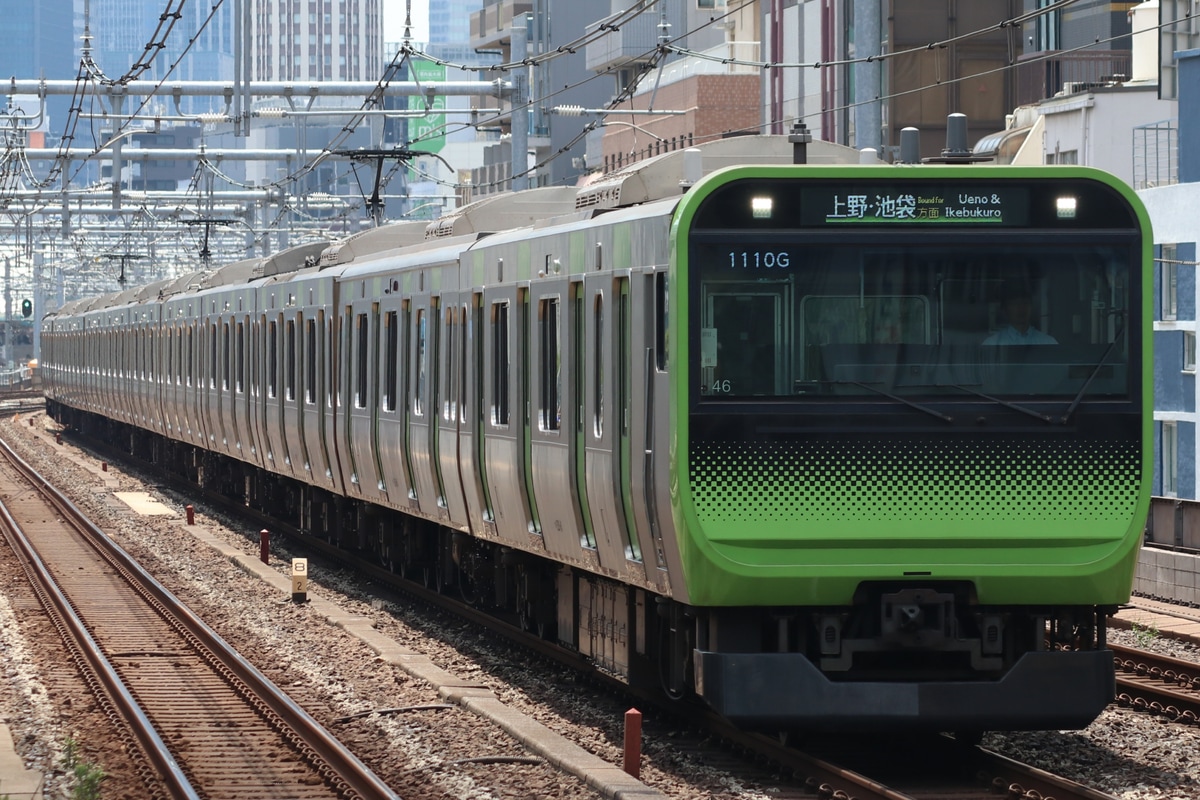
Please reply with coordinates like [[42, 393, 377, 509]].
[[574, 134, 875, 211], [317, 220, 430, 267], [424, 186, 580, 240], [199, 240, 330, 291]]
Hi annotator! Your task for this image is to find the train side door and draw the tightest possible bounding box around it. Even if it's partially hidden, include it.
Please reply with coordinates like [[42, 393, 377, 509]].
[[437, 298, 469, 526], [408, 293, 444, 519], [261, 315, 283, 473], [376, 300, 415, 506], [345, 300, 387, 503], [459, 293, 492, 535], [480, 283, 533, 546], [280, 314, 303, 480], [301, 311, 335, 490], [700, 283, 790, 396], [582, 273, 635, 571], [289, 309, 309, 479], [529, 278, 584, 558]]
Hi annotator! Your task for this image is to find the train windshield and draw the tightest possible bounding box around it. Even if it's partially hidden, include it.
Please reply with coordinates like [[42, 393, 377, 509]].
[[691, 240, 1135, 403]]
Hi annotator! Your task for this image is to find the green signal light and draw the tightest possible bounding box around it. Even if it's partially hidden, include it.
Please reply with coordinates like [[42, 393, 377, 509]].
[[20, 299, 32, 318]]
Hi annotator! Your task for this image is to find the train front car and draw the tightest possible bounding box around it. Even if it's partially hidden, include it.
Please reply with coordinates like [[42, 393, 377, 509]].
[[670, 165, 1151, 732]]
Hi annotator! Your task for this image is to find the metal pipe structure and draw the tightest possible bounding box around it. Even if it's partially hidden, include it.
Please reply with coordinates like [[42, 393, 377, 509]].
[[2, 79, 509, 98]]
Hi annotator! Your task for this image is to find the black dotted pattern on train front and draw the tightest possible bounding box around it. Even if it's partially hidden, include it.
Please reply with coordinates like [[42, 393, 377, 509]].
[[688, 439, 1142, 525]]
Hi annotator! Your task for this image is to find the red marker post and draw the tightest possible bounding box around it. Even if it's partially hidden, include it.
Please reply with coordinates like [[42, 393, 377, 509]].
[[623, 708, 642, 779], [259, 529, 270, 564]]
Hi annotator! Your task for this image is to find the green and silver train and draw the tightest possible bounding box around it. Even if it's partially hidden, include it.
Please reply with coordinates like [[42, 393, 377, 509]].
[[42, 135, 1151, 732]]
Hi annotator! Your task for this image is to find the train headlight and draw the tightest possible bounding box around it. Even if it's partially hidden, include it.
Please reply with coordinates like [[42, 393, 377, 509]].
[[1056, 196, 1077, 219], [751, 196, 774, 219]]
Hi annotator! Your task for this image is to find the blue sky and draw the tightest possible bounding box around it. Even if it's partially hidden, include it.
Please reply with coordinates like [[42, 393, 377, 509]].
[[383, 1, 429, 44]]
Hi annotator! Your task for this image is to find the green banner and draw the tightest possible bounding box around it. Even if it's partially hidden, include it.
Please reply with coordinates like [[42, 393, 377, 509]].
[[408, 59, 446, 154]]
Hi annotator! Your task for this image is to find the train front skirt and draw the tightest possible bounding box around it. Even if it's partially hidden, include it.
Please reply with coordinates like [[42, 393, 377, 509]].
[[694, 648, 1115, 731]]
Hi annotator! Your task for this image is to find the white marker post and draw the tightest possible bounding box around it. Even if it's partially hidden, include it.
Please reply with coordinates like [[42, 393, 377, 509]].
[[291, 559, 308, 603]]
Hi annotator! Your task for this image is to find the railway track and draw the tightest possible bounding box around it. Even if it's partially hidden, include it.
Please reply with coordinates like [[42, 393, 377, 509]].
[[0, 434, 398, 800], [1112, 642, 1200, 724]]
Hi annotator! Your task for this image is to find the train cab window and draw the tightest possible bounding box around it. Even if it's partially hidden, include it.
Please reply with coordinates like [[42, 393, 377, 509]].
[[694, 243, 1134, 403], [383, 311, 398, 411], [355, 312, 368, 409], [267, 321, 278, 398], [491, 302, 509, 425], [539, 297, 561, 431]]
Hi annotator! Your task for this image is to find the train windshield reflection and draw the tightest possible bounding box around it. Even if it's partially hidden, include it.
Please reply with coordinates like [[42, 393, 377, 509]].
[[694, 242, 1133, 401]]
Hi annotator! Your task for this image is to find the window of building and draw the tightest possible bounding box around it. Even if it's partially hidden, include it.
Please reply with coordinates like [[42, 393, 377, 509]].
[[1162, 420, 1179, 497], [1161, 243, 1178, 321], [1186, 331, 1196, 373]]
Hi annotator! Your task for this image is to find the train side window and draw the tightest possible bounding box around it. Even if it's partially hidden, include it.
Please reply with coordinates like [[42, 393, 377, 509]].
[[286, 319, 297, 401], [355, 312, 368, 408], [186, 326, 194, 387], [251, 319, 261, 395], [594, 294, 604, 438], [236, 322, 245, 393], [415, 308, 426, 416], [402, 302, 412, 414], [305, 319, 317, 404], [209, 324, 217, 389], [655, 272, 668, 371], [492, 301, 510, 426], [443, 306, 456, 421], [383, 310, 398, 411], [267, 321, 278, 398], [539, 297, 561, 431]]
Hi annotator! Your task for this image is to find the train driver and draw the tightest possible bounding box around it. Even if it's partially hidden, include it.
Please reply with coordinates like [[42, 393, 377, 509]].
[[982, 282, 1057, 346]]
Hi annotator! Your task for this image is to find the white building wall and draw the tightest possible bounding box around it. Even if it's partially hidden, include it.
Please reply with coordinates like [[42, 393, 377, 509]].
[[1039, 85, 1174, 185]]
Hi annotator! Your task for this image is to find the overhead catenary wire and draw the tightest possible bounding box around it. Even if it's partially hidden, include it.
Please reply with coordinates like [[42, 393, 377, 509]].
[[1, 0, 1185, 259]]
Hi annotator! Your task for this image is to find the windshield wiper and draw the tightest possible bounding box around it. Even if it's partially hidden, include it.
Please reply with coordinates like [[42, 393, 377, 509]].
[[1060, 322, 1126, 425], [832, 380, 954, 423], [935, 383, 1055, 424]]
